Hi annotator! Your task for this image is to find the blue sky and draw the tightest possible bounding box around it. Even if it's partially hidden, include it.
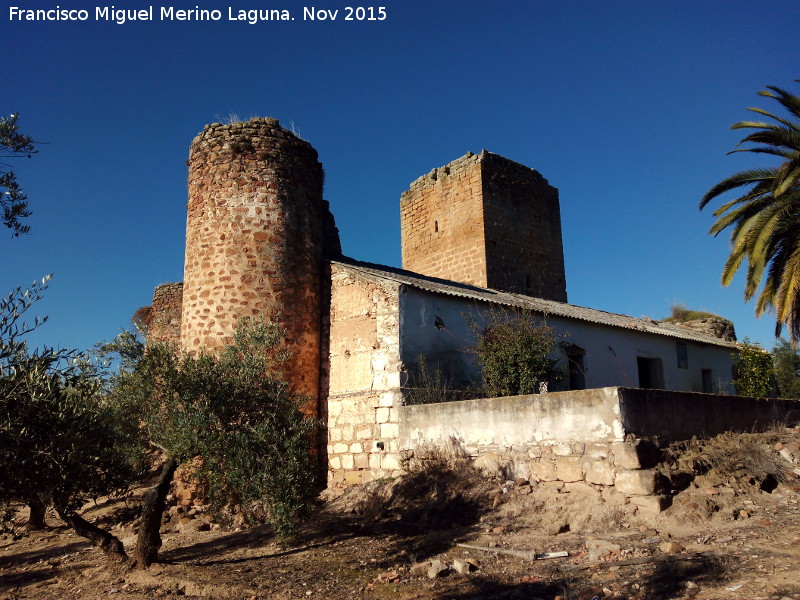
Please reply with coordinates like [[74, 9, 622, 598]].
[[3, 0, 799, 353]]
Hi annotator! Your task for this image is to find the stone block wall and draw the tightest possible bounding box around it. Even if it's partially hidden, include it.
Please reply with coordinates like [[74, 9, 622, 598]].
[[400, 151, 567, 301], [323, 263, 405, 487], [505, 439, 669, 513], [181, 118, 329, 405], [480, 152, 566, 300], [149, 282, 184, 345], [400, 152, 487, 287], [396, 389, 669, 509], [391, 388, 800, 512]]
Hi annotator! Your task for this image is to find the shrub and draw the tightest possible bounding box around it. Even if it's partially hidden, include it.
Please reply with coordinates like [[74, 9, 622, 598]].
[[772, 338, 800, 399], [469, 307, 564, 397], [667, 429, 791, 490], [1, 280, 141, 560], [405, 354, 460, 405], [732, 338, 774, 397], [107, 318, 320, 539]]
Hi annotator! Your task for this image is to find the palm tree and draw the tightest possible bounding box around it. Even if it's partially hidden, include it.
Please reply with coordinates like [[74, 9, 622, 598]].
[[700, 83, 800, 340]]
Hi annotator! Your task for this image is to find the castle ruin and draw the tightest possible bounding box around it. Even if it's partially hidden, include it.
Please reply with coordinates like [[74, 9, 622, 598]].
[[147, 117, 741, 488]]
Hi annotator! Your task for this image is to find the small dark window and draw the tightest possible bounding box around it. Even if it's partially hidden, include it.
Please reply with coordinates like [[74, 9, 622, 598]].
[[434, 220, 438, 232], [676, 343, 688, 369]]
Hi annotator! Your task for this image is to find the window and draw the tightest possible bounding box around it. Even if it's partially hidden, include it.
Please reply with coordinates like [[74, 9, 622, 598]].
[[676, 343, 688, 369]]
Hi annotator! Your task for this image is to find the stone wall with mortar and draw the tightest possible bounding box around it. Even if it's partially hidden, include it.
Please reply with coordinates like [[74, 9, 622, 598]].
[[181, 118, 331, 407], [395, 388, 800, 513], [149, 282, 183, 346], [400, 151, 567, 301], [323, 263, 405, 487], [400, 152, 487, 288]]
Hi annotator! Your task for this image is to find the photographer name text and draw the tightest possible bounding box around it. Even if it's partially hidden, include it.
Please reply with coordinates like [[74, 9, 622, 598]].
[[7, 5, 387, 24]]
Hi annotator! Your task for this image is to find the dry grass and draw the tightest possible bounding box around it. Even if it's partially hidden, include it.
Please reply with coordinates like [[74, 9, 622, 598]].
[[666, 428, 791, 490], [354, 444, 489, 533]]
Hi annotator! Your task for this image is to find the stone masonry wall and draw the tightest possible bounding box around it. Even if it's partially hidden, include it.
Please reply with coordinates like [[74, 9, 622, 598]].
[[480, 153, 567, 300], [181, 118, 328, 406], [394, 388, 800, 514], [399, 151, 567, 301], [149, 282, 184, 346], [323, 264, 405, 487], [400, 152, 487, 287]]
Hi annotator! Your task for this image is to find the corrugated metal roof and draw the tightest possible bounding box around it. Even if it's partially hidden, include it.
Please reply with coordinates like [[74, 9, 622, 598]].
[[330, 257, 738, 349]]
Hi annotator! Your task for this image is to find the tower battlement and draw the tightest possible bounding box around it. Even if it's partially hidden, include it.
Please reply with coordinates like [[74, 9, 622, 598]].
[[400, 151, 567, 301]]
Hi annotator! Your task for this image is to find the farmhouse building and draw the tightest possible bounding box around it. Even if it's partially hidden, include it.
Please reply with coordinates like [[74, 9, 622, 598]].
[[146, 118, 738, 487]]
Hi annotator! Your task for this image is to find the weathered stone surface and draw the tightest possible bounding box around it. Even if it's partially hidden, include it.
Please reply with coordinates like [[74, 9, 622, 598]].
[[563, 481, 600, 497], [611, 440, 660, 470], [586, 539, 621, 562], [615, 469, 665, 496], [529, 459, 557, 482], [584, 459, 616, 486], [148, 283, 183, 346], [410, 562, 429, 577], [473, 453, 507, 478], [182, 119, 331, 413], [658, 540, 684, 554], [555, 456, 584, 482], [400, 151, 567, 300], [451, 558, 475, 575], [628, 495, 672, 514], [673, 316, 736, 342], [427, 559, 449, 579], [600, 487, 628, 506], [552, 443, 573, 457]]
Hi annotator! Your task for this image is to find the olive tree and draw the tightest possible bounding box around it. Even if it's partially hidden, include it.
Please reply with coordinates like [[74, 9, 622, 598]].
[[0, 114, 36, 236], [0, 280, 142, 561], [103, 318, 320, 567]]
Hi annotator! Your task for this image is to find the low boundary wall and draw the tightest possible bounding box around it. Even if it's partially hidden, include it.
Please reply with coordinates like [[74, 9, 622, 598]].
[[397, 387, 800, 512]]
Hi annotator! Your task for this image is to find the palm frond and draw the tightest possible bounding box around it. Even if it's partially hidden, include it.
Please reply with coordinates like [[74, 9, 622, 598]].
[[726, 146, 794, 159], [746, 106, 800, 131], [762, 86, 800, 120], [736, 128, 800, 152], [700, 168, 778, 209], [774, 164, 800, 197], [702, 83, 800, 340]]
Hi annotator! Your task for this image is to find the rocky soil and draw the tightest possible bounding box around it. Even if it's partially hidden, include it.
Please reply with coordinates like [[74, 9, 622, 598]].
[[2, 427, 800, 600]]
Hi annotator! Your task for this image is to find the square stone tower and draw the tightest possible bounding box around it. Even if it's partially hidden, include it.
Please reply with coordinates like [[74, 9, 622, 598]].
[[400, 151, 567, 301]]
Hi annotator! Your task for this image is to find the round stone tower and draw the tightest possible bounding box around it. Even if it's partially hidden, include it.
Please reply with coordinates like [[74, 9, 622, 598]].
[[181, 118, 326, 409]]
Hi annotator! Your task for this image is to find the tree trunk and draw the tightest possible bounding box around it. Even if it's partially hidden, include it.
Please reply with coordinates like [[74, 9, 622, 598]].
[[27, 498, 47, 531], [131, 457, 178, 569], [57, 509, 128, 564]]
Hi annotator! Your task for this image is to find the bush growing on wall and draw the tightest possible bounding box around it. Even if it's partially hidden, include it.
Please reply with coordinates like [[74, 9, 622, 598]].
[[732, 338, 774, 397], [772, 338, 800, 399], [469, 308, 564, 397]]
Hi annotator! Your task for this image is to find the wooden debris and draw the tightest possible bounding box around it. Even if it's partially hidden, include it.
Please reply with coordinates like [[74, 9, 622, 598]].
[[455, 543, 568, 561]]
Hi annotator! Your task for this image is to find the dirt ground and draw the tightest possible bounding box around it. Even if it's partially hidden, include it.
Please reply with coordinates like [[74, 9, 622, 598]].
[[2, 428, 800, 600]]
